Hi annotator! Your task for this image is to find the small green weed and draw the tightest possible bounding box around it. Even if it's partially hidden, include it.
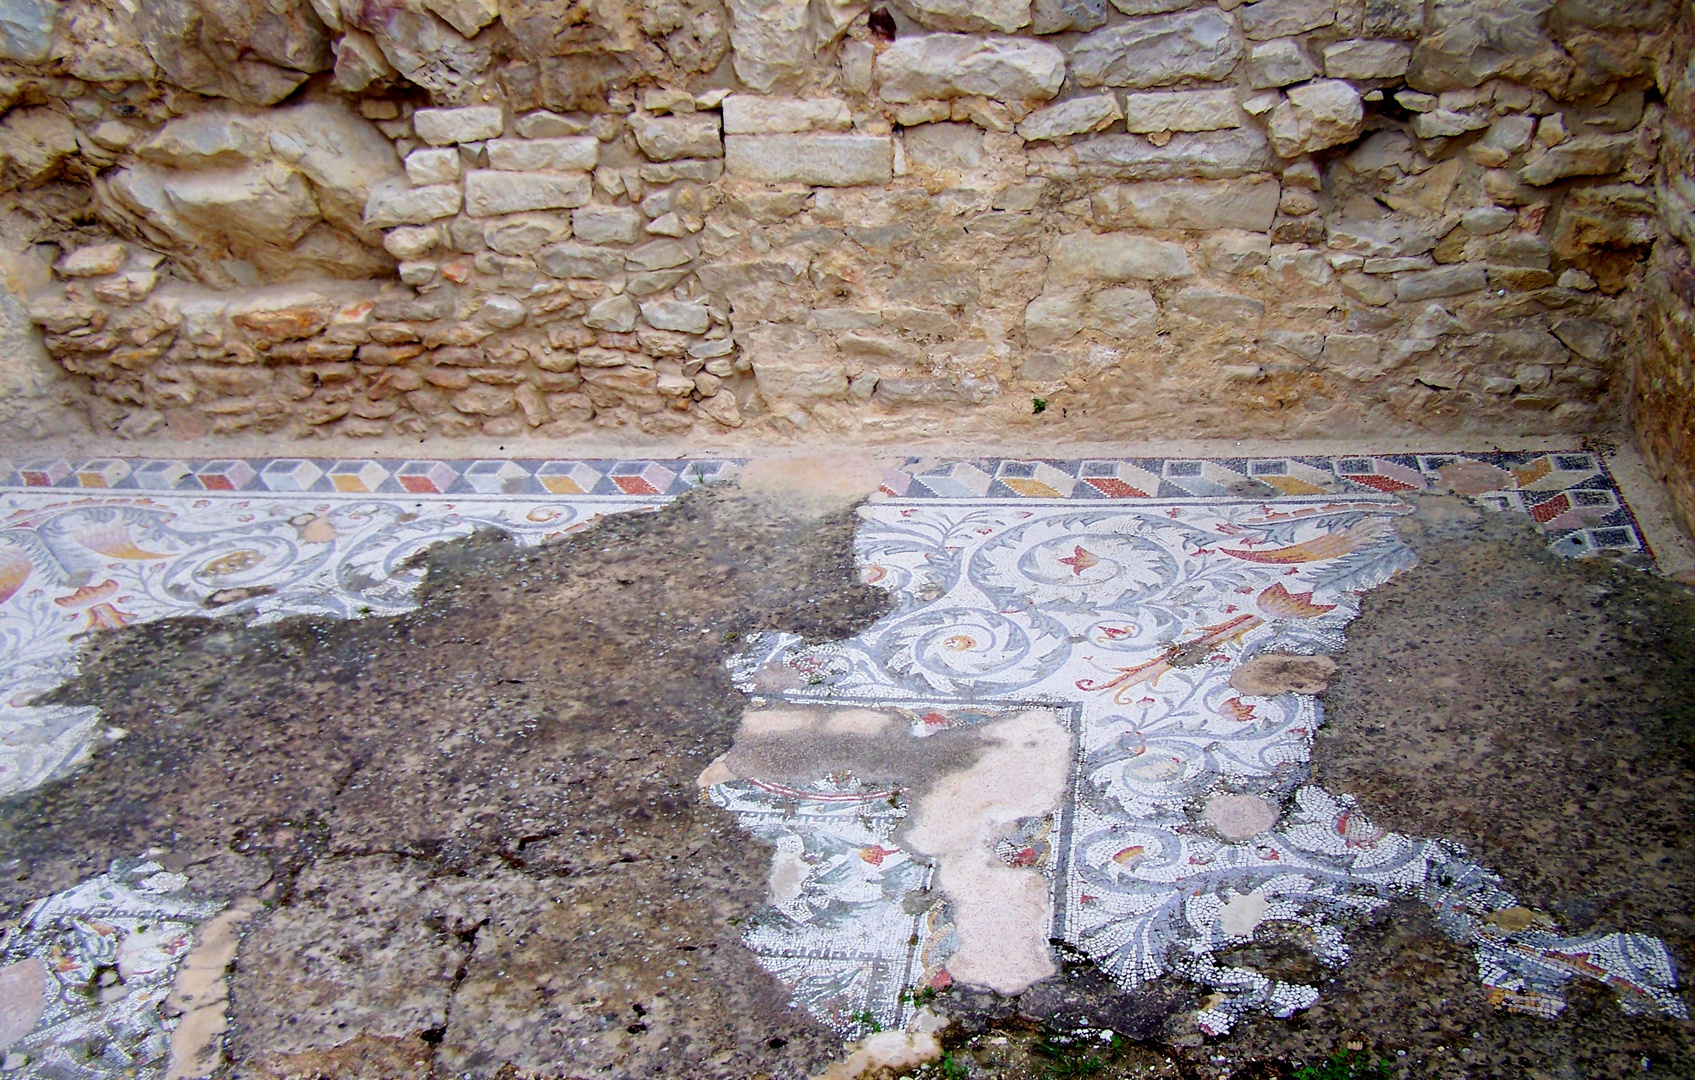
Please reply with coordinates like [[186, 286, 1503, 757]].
[[848, 1009, 883, 1033], [1293, 1050, 1393, 1080], [1032, 397, 1048, 414], [935, 1051, 969, 1079], [1032, 1035, 1109, 1078]]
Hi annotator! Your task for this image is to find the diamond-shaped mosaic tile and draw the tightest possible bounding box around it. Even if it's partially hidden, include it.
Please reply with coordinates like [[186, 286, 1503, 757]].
[[261, 459, 326, 492], [536, 461, 602, 495], [609, 461, 677, 496], [195, 460, 257, 491], [996, 461, 1077, 498], [911, 462, 994, 498], [396, 460, 460, 494], [1078, 461, 1161, 498], [327, 460, 390, 493], [1335, 457, 1426, 493], [74, 459, 131, 488], [18, 460, 71, 487], [133, 460, 192, 489], [464, 460, 531, 494]]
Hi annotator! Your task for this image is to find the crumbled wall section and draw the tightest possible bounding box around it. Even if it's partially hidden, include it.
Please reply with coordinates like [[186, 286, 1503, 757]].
[[1642, 0, 1695, 538], [0, 0, 1672, 441]]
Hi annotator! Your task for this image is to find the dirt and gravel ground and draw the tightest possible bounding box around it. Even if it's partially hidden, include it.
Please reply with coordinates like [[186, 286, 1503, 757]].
[[1, 481, 1692, 1079]]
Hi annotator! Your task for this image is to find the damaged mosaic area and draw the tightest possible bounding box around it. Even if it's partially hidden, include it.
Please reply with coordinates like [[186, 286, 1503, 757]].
[[0, 449, 1677, 1076], [714, 460, 1681, 1039]]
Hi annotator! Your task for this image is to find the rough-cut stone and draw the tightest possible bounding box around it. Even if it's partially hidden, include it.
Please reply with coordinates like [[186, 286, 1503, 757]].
[[1323, 38, 1412, 79], [745, 325, 847, 397], [1396, 264, 1487, 301], [57, 243, 128, 278], [629, 113, 723, 161], [136, 113, 268, 168], [877, 34, 1066, 102], [1518, 133, 1636, 185], [364, 181, 463, 228], [406, 148, 462, 186], [1016, 95, 1123, 142], [1245, 38, 1317, 87], [1090, 285, 1158, 336], [423, 0, 500, 37], [1031, 0, 1108, 32], [1035, 127, 1275, 180], [413, 106, 504, 145], [1239, 0, 1335, 40], [572, 204, 644, 244], [722, 96, 853, 134], [1268, 80, 1364, 157], [268, 103, 403, 241], [1091, 178, 1280, 231], [486, 137, 599, 172], [728, 0, 811, 92], [725, 134, 892, 186], [640, 298, 712, 333], [1120, 90, 1242, 133], [463, 170, 592, 216], [584, 292, 638, 332], [1051, 232, 1194, 281], [891, 0, 1033, 33], [0, 0, 55, 62], [1071, 9, 1242, 88], [538, 242, 625, 279]]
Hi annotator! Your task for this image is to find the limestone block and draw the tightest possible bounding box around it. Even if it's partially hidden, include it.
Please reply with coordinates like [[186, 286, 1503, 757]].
[[413, 106, 505, 146], [1470, 115, 1536, 166], [725, 134, 892, 186], [1089, 286, 1158, 337], [1411, 108, 1489, 138], [423, 0, 500, 37], [640, 298, 712, 333], [1024, 289, 1086, 345], [383, 225, 440, 259], [903, 123, 984, 169], [877, 34, 1066, 103], [57, 243, 128, 278], [1031, 0, 1108, 32], [333, 30, 394, 93], [538, 242, 625, 278], [722, 96, 853, 134], [891, 0, 1032, 33], [136, 114, 268, 168], [745, 325, 847, 397], [1518, 133, 1635, 186], [1120, 90, 1241, 133], [585, 292, 638, 331], [1245, 39, 1316, 87], [1071, 9, 1242, 88], [407, 148, 462, 186], [627, 238, 698, 271], [572, 204, 644, 244], [486, 136, 599, 172], [729, 0, 811, 92], [1395, 264, 1487, 301], [1171, 287, 1265, 322], [483, 214, 567, 255], [1051, 232, 1194, 281], [268, 102, 404, 241], [475, 295, 527, 328], [1323, 39, 1411, 79], [1239, 0, 1335, 40], [0, 0, 56, 62], [463, 170, 591, 216], [1039, 127, 1275, 180], [1090, 178, 1280, 231], [365, 179, 464, 227], [1267, 80, 1364, 157], [515, 111, 588, 138], [1016, 94, 1123, 142], [842, 40, 875, 93], [165, 164, 320, 247], [629, 113, 723, 161]]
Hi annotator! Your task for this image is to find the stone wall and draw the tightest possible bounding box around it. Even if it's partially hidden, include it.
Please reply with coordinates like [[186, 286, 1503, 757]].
[[0, 0, 1674, 443], [1642, 0, 1695, 537]]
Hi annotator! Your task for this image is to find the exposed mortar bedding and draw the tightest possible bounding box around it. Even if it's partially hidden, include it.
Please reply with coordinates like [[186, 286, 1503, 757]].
[[0, 484, 893, 1078]]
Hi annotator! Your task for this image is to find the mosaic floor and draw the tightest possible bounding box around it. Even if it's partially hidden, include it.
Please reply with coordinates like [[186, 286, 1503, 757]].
[[0, 450, 1677, 1075]]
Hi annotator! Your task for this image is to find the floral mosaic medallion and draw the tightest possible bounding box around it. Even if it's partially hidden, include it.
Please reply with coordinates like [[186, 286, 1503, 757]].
[[0, 451, 1671, 1075]]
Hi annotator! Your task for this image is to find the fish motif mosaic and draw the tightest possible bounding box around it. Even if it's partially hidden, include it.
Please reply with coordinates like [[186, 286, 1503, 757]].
[[0, 450, 1671, 1076]]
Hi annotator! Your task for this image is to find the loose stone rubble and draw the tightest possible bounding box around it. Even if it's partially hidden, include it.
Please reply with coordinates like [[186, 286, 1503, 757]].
[[0, 0, 1678, 497]]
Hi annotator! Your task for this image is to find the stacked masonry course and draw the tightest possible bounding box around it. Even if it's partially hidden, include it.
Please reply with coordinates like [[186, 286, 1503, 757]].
[[0, 0, 1681, 486]]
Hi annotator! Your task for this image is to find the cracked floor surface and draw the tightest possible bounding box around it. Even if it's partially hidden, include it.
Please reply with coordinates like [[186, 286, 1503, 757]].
[[0, 451, 1691, 1080]]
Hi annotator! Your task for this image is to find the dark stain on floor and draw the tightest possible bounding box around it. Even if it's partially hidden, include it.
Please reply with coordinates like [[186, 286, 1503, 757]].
[[0, 485, 892, 1079]]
